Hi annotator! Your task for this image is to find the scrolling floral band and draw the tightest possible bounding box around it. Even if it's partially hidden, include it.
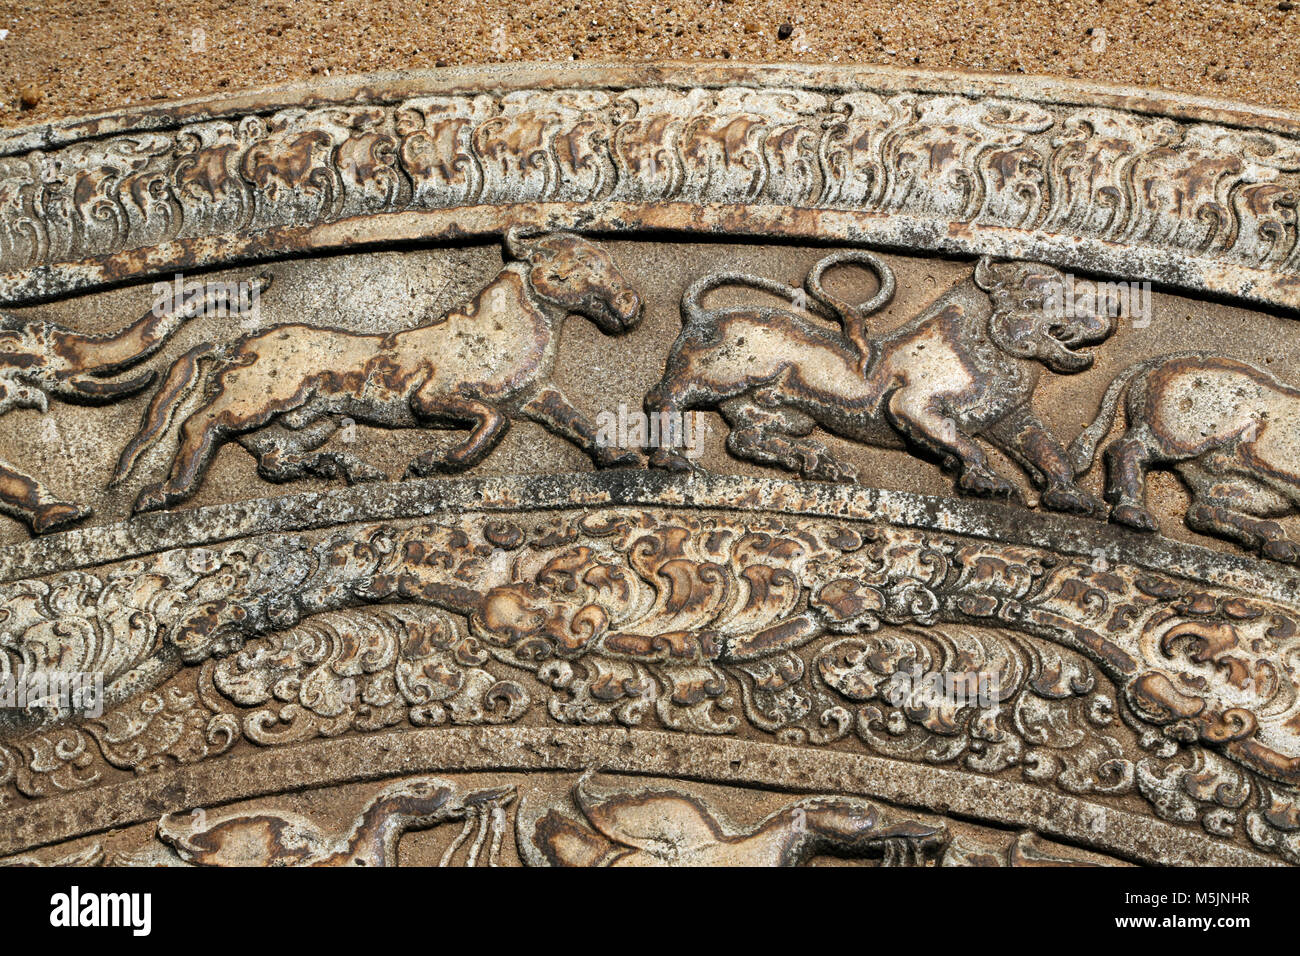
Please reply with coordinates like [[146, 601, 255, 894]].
[[1, 65, 1299, 309]]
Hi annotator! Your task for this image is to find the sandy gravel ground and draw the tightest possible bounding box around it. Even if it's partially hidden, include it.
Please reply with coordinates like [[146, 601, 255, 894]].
[[0, 0, 1297, 126]]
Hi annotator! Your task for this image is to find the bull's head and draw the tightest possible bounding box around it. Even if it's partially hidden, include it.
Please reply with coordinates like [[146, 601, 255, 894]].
[[506, 227, 642, 333], [975, 257, 1117, 374]]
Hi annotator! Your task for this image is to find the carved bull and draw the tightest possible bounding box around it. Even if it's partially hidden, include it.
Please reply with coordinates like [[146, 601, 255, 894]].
[[113, 229, 643, 512], [646, 254, 1116, 514]]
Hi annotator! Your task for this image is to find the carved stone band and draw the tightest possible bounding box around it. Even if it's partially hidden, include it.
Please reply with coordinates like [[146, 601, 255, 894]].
[[2, 65, 1300, 867]]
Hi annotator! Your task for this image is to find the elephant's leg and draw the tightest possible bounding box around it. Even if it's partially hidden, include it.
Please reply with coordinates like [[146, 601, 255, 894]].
[[886, 388, 1017, 499], [984, 406, 1104, 516], [1186, 498, 1299, 563], [1102, 427, 1160, 531], [520, 385, 641, 468], [722, 398, 858, 483], [406, 389, 509, 477], [240, 418, 386, 485], [0, 459, 90, 534]]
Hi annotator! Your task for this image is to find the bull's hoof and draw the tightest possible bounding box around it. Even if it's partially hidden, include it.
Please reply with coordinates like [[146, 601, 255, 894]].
[[958, 468, 1018, 500], [1111, 503, 1159, 532], [31, 501, 92, 535], [1041, 484, 1106, 517], [596, 449, 645, 469], [802, 453, 859, 484], [1262, 539, 1300, 564]]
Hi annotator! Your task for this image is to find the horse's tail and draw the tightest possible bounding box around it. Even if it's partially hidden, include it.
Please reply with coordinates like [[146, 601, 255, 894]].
[[109, 343, 218, 486]]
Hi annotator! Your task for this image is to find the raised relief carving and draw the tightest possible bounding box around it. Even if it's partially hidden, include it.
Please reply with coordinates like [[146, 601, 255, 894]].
[[648, 254, 1113, 513], [1070, 353, 1300, 562], [4, 67, 1300, 868], [519, 775, 947, 867], [0, 280, 263, 533], [125, 777, 515, 866], [112, 230, 642, 512]]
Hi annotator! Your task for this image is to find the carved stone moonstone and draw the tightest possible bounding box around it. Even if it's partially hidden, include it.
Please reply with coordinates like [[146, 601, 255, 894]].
[[3, 64, 1300, 867]]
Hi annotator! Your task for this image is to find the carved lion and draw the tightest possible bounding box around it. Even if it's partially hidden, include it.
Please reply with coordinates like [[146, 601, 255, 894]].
[[646, 254, 1115, 514]]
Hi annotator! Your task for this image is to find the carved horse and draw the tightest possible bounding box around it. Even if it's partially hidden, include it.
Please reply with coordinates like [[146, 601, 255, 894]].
[[645, 255, 1116, 514], [114, 230, 643, 513], [0, 279, 265, 533]]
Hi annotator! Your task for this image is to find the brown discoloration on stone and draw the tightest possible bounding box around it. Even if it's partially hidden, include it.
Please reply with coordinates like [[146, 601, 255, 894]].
[[647, 256, 1112, 512], [155, 776, 514, 866], [0, 278, 266, 533], [115, 231, 641, 513], [1071, 353, 1300, 562]]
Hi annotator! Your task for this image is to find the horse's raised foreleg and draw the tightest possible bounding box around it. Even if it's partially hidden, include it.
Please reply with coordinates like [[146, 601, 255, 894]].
[[886, 388, 1019, 500], [135, 390, 299, 512], [240, 418, 386, 485], [984, 405, 1104, 516], [521, 385, 641, 467], [0, 458, 91, 534], [407, 389, 509, 477]]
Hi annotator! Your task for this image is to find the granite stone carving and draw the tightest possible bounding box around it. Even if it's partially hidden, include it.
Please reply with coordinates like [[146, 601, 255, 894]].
[[2, 64, 1300, 867]]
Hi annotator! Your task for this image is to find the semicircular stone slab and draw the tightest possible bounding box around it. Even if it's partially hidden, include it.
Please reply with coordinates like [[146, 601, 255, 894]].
[[2, 64, 1300, 867]]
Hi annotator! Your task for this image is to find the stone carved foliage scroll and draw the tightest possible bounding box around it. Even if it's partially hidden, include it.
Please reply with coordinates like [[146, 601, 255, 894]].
[[3, 75, 1299, 307], [4, 505, 1300, 862]]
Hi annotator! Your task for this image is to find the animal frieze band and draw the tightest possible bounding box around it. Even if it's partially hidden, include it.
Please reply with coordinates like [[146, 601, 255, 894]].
[[2, 65, 1300, 869]]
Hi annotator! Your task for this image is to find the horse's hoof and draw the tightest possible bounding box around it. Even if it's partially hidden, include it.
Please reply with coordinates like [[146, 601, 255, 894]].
[[1111, 503, 1158, 532], [133, 486, 171, 514], [31, 501, 91, 535]]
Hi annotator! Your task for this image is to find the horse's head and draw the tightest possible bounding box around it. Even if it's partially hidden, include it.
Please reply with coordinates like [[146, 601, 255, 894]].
[[505, 228, 643, 333]]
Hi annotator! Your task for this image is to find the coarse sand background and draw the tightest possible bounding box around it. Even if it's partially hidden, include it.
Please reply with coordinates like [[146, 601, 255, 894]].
[[0, 0, 1298, 127]]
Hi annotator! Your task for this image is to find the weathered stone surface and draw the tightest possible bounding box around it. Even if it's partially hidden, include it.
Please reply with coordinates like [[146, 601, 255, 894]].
[[2, 64, 1300, 867]]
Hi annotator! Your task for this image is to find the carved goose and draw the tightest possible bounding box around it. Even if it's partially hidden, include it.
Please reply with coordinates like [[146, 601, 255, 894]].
[[530, 777, 946, 866], [158, 776, 515, 867]]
